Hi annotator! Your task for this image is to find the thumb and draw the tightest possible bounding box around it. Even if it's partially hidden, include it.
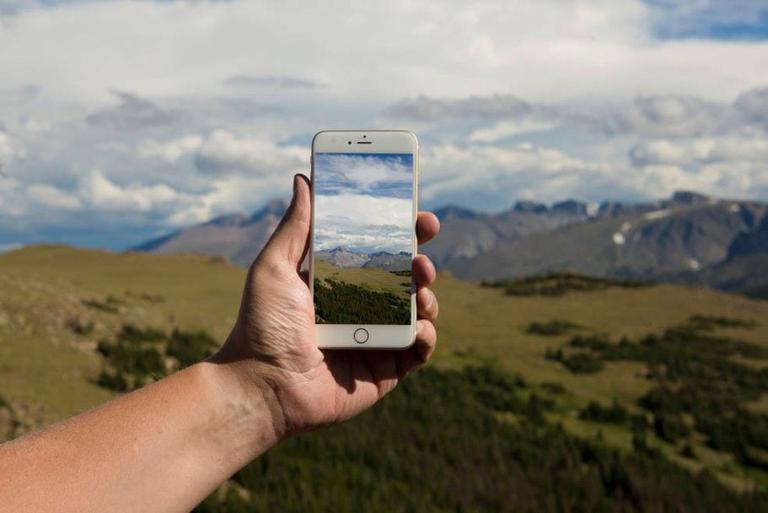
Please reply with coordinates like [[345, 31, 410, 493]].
[[260, 173, 311, 268]]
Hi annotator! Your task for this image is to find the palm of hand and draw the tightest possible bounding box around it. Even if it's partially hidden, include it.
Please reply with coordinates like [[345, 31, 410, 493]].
[[217, 175, 438, 436], [240, 261, 412, 432]]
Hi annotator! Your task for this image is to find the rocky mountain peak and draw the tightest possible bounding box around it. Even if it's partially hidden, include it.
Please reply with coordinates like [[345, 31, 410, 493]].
[[433, 205, 478, 221], [512, 200, 548, 214], [670, 191, 712, 205], [551, 199, 588, 216]]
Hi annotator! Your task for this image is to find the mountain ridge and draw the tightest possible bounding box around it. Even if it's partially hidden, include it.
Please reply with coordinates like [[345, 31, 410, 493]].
[[133, 190, 768, 296], [315, 247, 411, 271]]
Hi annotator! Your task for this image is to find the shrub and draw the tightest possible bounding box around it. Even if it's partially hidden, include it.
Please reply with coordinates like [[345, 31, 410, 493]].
[[67, 318, 94, 336], [196, 366, 768, 513], [540, 382, 566, 395], [97, 370, 128, 392], [81, 297, 121, 313], [563, 353, 604, 374], [569, 334, 610, 351], [314, 278, 410, 324], [484, 272, 651, 297], [689, 315, 756, 330], [95, 324, 220, 392], [579, 400, 628, 424], [167, 329, 218, 368], [118, 323, 166, 344], [526, 320, 580, 336], [593, 319, 768, 468], [653, 413, 690, 443]]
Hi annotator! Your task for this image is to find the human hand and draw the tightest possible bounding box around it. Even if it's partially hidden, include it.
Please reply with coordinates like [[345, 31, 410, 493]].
[[212, 174, 440, 437]]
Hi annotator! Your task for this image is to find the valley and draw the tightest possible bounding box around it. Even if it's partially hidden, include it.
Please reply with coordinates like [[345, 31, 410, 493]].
[[3, 246, 768, 503]]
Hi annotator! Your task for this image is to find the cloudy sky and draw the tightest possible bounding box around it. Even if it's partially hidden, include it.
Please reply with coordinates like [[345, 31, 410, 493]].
[[0, 0, 767, 249], [314, 153, 412, 254]]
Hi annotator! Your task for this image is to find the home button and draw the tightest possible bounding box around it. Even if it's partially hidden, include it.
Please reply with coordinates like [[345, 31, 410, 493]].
[[353, 328, 369, 344]]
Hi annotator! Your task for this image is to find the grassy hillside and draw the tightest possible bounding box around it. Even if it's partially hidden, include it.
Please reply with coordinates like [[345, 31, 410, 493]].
[[313, 259, 411, 324], [3, 245, 768, 502], [0, 246, 243, 430], [313, 259, 411, 298]]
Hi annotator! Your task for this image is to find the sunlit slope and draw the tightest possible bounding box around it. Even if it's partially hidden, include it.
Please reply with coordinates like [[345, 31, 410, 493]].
[[3, 245, 768, 415], [3, 245, 768, 489], [313, 259, 411, 297], [433, 273, 768, 399], [0, 246, 245, 425]]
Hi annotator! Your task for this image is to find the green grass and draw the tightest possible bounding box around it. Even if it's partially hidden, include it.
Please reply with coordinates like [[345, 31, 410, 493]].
[[313, 259, 411, 299], [4, 245, 768, 492]]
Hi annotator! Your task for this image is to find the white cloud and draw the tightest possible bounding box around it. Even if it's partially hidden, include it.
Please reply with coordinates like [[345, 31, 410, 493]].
[[225, 74, 319, 89], [194, 130, 307, 174], [166, 173, 290, 225], [419, 134, 768, 210], [86, 90, 178, 130], [78, 169, 180, 211], [314, 193, 412, 253], [1, 0, 767, 105], [317, 153, 412, 195], [26, 184, 81, 209], [0, 176, 24, 216], [2, 0, 768, 247], [0, 131, 25, 172], [469, 119, 557, 142], [611, 95, 723, 137], [384, 94, 532, 121], [419, 142, 616, 208], [630, 136, 768, 166], [138, 135, 202, 163], [735, 87, 768, 129]]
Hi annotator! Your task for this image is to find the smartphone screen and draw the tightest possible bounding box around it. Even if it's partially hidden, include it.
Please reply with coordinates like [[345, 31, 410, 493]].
[[312, 152, 414, 325]]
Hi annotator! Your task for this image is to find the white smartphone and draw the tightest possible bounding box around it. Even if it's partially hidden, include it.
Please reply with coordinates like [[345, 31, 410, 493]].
[[310, 130, 419, 349]]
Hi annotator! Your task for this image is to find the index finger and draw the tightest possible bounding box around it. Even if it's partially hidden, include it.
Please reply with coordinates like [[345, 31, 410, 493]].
[[416, 212, 440, 245]]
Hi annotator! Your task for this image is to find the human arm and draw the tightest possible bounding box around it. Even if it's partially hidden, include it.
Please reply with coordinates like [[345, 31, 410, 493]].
[[0, 173, 440, 513]]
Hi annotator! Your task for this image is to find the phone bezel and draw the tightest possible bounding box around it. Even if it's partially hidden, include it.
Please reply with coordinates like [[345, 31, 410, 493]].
[[310, 130, 419, 349]]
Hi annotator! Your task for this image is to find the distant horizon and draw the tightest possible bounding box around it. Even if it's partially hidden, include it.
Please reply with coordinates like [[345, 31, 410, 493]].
[[317, 246, 412, 257], [1, 187, 765, 252]]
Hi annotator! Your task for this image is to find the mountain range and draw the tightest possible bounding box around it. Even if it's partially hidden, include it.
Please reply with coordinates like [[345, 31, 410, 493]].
[[134, 191, 768, 298], [315, 247, 411, 271], [135, 199, 287, 265]]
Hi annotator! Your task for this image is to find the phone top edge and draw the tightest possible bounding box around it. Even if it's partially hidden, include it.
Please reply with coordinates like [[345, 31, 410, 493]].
[[312, 130, 418, 154]]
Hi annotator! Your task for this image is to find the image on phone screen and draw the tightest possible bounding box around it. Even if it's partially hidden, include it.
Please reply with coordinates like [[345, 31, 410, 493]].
[[313, 152, 413, 325]]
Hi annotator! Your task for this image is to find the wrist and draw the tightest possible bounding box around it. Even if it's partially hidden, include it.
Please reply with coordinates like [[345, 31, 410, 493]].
[[192, 360, 288, 464]]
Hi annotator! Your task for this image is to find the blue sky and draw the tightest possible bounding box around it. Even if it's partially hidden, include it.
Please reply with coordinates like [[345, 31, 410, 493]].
[[313, 152, 413, 254], [0, 0, 767, 250], [647, 0, 768, 40], [314, 153, 413, 199]]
